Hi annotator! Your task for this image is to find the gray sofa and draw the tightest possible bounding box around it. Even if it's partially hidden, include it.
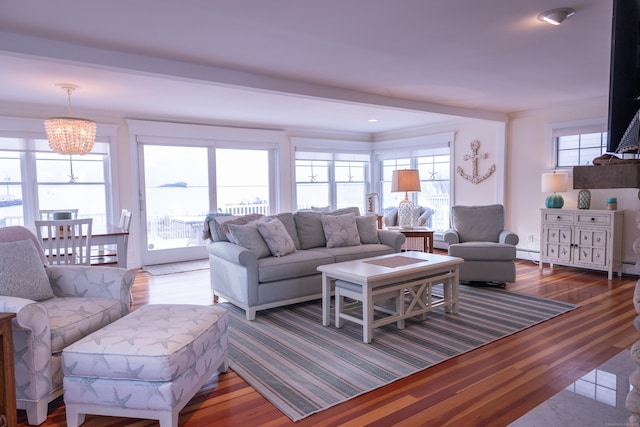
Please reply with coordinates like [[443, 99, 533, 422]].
[[204, 207, 405, 320]]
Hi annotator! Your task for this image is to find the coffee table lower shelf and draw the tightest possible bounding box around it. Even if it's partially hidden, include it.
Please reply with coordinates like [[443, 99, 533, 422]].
[[334, 271, 457, 343]]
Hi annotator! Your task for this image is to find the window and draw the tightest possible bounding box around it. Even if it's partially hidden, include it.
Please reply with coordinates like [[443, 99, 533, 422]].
[[551, 120, 608, 168], [380, 148, 451, 232], [216, 148, 271, 214], [129, 118, 283, 265], [140, 145, 274, 253], [36, 152, 108, 222], [295, 151, 369, 213], [0, 150, 23, 227], [556, 132, 608, 167], [0, 136, 112, 227]]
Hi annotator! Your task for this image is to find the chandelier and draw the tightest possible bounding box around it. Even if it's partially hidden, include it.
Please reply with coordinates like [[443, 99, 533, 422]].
[[44, 84, 96, 155]]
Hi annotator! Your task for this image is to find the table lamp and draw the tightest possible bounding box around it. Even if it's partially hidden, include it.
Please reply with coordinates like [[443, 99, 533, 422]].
[[391, 169, 421, 228], [541, 172, 568, 208]]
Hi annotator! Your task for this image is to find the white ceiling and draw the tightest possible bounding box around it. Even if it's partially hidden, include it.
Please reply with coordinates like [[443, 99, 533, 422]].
[[0, 0, 612, 136]]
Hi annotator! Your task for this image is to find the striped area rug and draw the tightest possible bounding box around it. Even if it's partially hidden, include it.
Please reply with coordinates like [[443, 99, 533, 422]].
[[221, 285, 577, 421]]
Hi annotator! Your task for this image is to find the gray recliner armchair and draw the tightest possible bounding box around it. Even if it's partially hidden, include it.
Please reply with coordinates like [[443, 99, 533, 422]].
[[443, 204, 519, 284]]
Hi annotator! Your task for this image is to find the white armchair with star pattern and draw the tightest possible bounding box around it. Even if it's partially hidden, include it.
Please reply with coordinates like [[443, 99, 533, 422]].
[[0, 226, 135, 425]]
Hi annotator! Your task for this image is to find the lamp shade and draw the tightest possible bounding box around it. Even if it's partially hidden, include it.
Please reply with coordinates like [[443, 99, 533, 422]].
[[391, 169, 421, 193], [541, 172, 568, 193], [541, 172, 568, 209]]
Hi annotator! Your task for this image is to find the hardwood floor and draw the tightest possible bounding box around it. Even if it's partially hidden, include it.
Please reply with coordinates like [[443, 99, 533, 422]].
[[17, 256, 639, 426]]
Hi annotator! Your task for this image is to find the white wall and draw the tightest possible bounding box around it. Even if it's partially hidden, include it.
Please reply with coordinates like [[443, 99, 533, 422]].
[[508, 95, 640, 268], [3, 94, 639, 272]]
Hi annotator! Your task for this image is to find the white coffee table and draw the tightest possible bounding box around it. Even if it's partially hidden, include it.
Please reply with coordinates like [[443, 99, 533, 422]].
[[318, 251, 464, 343]]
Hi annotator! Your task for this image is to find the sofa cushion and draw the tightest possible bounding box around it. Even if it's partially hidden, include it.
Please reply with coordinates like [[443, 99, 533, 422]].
[[294, 207, 361, 250], [216, 213, 265, 241], [321, 213, 361, 248], [294, 211, 326, 249], [257, 218, 297, 257], [0, 239, 54, 301], [228, 222, 271, 259], [42, 296, 125, 353], [309, 244, 395, 263], [257, 250, 335, 283], [356, 215, 380, 244]]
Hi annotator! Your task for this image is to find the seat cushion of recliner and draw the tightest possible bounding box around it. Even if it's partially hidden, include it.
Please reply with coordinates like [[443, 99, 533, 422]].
[[41, 297, 126, 353], [448, 242, 516, 261]]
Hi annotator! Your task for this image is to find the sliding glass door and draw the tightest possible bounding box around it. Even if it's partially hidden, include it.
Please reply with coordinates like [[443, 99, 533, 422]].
[[138, 144, 273, 266], [140, 145, 210, 265]]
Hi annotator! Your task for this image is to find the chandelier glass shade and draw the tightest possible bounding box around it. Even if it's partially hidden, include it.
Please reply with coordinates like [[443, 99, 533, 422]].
[[45, 84, 96, 155], [44, 117, 96, 155]]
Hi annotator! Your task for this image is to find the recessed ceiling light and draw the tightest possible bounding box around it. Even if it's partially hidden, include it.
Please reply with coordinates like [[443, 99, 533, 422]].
[[537, 7, 575, 25], [368, 118, 379, 123]]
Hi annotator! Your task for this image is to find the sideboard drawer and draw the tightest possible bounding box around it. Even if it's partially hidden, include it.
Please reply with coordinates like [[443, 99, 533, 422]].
[[575, 213, 611, 226], [542, 212, 574, 223]]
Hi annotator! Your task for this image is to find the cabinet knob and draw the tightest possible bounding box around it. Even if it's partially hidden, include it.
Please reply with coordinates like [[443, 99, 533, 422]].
[[590, 217, 595, 222], [556, 216, 561, 220]]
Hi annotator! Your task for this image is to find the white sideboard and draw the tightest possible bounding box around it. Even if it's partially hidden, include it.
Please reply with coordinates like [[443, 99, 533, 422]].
[[539, 209, 624, 280]]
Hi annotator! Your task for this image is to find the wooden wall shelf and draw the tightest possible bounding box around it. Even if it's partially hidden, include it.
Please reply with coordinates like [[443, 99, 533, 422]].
[[572, 164, 640, 189]]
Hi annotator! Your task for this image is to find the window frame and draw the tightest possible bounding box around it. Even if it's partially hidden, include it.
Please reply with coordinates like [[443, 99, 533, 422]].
[[373, 132, 454, 234], [0, 116, 119, 227], [291, 137, 374, 212], [293, 150, 371, 212], [549, 119, 608, 169]]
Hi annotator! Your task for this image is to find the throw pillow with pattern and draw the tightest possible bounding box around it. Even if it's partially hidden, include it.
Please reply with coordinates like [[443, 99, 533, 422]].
[[257, 218, 297, 257], [321, 213, 361, 248]]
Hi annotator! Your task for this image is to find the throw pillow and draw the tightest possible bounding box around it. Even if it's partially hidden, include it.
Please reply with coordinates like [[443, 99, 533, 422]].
[[217, 213, 265, 241], [329, 207, 361, 216], [227, 222, 271, 259], [203, 212, 233, 241], [383, 207, 398, 227], [310, 206, 330, 212], [0, 239, 54, 301], [268, 212, 301, 249], [321, 213, 361, 248], [257, 218, 297, 257], [417, 207, 432, 227], [356, 216, 380, 244]]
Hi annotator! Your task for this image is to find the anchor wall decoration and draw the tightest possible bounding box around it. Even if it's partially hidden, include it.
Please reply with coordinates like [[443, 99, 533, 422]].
[[457, 139, 496, 184]]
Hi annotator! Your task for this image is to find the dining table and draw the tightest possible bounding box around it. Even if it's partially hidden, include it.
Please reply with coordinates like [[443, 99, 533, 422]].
[[90, 223, 130, 268], [34, 222, 129, 269]]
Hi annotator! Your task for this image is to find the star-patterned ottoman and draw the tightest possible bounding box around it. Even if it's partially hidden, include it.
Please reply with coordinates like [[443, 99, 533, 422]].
[[61, 304, 228, 427]]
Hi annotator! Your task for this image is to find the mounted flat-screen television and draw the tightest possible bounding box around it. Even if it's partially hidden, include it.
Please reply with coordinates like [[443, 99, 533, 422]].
[[607, 0, 640, 153]]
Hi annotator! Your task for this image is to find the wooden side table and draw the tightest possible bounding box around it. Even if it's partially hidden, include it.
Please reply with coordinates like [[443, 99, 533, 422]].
[[387, 227, 434, 253], [0, 313, 16, 427]]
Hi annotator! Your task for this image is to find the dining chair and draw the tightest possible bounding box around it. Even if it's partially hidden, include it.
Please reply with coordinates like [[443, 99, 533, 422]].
[[39, 209, 79, 220], [119, 208, 132, 232], [35, 218, 93, 265]]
